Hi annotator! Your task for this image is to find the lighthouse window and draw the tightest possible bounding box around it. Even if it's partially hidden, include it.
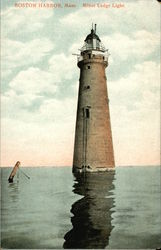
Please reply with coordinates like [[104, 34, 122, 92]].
[[83, 107, 91, 118], [83, 85, 90, 90], [86, 108, 90, 118], [88, 54, 91, 59], [87, 65, 90, 69]]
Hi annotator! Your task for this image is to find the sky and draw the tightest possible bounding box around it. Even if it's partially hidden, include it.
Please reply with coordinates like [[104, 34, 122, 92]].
[[1, 0, 160, 167]]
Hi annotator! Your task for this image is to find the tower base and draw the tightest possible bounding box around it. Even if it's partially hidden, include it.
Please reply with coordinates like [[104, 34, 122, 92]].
[[73, 165, 115, 174]]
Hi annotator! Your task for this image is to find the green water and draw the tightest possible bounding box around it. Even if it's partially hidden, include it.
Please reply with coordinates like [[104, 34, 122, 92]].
[[1, 166, 161, 249]]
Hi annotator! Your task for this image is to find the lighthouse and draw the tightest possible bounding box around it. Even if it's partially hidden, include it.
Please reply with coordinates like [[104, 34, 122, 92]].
[[73, 25, 115, 173]]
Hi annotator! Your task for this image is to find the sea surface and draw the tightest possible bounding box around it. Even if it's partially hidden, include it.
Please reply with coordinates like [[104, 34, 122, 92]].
[[1, 166, 161, 249]]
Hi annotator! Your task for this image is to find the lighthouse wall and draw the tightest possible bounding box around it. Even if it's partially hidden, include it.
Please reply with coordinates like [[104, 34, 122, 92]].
[[73, 54, 115, 172]]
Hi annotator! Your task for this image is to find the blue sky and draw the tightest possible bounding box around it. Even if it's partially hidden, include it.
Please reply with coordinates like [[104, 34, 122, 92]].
[[1, 0, 160, 166]]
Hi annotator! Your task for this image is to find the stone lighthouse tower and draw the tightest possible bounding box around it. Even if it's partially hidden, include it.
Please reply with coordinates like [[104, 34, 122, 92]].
[[73, 25, 115, 173]]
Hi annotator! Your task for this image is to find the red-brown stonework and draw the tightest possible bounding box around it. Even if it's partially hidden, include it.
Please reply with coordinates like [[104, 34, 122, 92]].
[[73, 29, 115, 172]]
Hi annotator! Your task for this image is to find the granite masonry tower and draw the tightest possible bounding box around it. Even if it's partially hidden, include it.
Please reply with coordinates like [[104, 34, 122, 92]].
[[73, 25, 115, 173]]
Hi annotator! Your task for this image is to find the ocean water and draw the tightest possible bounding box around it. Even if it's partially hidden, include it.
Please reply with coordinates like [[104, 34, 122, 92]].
[[1, 166, 161, 249]]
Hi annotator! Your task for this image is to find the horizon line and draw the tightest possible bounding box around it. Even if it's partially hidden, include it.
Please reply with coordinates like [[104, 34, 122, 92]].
[[1, 165, 160, 168]]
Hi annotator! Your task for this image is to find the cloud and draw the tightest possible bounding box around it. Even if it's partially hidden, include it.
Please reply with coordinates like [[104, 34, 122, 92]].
[[2, 48, 79, 120], [2, 66, 59, 120], [109, 61, 160, 105], [2, 38, 54, 78], [2, 93, 77, 125], [39, 98, 76, 123], [49, 53, 77, 81], [9, 67, 57, 95], [1, 6, 53, 37], [60, 0, 160, 35], [2, 70, 77, 123], [108, 61, 160, 166], [103, 30, 159, 61]]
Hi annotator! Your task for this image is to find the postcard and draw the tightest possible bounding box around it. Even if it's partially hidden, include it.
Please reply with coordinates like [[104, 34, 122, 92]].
[[1, 0, 160, 249]]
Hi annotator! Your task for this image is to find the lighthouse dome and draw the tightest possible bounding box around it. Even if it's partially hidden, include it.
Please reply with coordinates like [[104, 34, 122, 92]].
[[85, 29, 101, 42], [81, 25, 106, 52]]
